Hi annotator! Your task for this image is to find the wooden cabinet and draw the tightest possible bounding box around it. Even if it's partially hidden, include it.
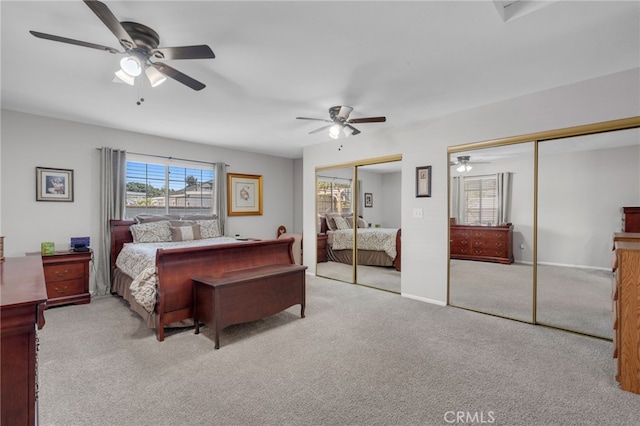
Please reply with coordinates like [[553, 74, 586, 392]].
[[612, 237, 640, 394], [40, 250, 92, 307], [450, 224, 513, 264], [1, 255, 47, 425], [622, 207, 640, 232], [317, 234, 328, 263]]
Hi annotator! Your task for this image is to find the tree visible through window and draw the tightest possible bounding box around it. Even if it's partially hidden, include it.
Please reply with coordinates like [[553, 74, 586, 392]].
[[463, 175, 498, 225], [124, 157, 216, 219]]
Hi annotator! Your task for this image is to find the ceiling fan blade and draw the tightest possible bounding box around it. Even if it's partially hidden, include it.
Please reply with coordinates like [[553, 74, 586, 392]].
[[337, 106, 353, 120], [296, 117, 333, 123], [84, 0, 136, 49], [151, 45, 215, 60], [29, 31, 120, 54], [151, 62, 206, 91], [348, 116, 387, 124], [309, 125, 333, 134], [345, 124, 361, 136]]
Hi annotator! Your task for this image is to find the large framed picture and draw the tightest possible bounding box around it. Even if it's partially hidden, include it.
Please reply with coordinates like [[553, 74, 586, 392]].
[[364, 192, 373, 208], [36, 167, 74, 202], [416, 165, 432, 198], [227, 173, 263, 216]]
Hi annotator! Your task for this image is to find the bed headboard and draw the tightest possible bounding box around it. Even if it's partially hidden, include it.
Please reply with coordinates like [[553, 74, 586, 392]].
[[110, 219, 135, 272]]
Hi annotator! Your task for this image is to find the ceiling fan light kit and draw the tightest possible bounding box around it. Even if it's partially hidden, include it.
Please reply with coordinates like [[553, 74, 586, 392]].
[[29, 0, 215, 92]]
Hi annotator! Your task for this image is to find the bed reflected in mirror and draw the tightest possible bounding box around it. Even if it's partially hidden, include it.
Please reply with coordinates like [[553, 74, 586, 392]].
[[448, 143, 535, 322]]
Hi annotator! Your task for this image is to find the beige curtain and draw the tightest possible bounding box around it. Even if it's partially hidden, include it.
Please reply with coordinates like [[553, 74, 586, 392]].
[[214, 163, 227, 235], [497, 172, 513, 225], [98, 148, 126, 295]]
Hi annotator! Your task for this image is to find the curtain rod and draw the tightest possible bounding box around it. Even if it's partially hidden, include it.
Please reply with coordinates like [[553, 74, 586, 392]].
[[96, 147, 229, 167]]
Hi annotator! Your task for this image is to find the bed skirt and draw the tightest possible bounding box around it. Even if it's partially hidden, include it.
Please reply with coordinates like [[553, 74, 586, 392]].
[[327, 246, 394, 267], [111, 268, 193, 329]]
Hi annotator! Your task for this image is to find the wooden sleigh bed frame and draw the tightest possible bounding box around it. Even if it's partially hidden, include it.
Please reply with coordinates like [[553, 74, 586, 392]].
[[110, 220, 300, 341]]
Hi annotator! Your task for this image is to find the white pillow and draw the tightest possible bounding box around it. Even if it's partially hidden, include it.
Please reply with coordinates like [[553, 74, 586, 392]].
[[195, 219, 221, 239], [130, 221, 172, 243], [333, 216, 350, 230]]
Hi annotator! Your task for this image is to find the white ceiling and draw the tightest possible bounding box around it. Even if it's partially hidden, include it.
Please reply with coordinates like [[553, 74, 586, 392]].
[[2, 1, 638, 159]]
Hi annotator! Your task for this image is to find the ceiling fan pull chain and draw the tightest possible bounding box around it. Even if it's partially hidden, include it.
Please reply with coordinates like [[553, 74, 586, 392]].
[[136, 79, 145, 106]]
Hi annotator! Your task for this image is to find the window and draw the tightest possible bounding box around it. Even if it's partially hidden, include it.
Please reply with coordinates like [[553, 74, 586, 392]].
[[316, 177, 352, 215], [463, 175, 498, 225], [125, 155, 216, 219]]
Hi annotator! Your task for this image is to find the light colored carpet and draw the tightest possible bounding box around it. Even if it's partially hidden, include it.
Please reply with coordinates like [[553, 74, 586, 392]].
[[449, 260, 612, 339], [37, 274, 639, 426], [316, 261, 400, 293]]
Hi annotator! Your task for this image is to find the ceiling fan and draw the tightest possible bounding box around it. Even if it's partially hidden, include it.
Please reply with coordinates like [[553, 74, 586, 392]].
[[29, 0, 215, 91], [449, 155, 489, 172], [296, 106, 386, 139]]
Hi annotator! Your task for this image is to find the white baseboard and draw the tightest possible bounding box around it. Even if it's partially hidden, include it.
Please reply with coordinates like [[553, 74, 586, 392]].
[[401, 293, 447, 306]]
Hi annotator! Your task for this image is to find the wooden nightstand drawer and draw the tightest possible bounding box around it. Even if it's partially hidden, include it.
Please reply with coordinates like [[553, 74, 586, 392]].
[[46, 278, 85, 299], [44, 262, 85, 282]]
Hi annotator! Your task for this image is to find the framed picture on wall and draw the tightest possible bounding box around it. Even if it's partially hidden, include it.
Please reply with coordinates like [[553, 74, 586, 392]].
[[364, 192, 373, 208], [36, 167, 74, 202], [227, 173, 263, 216], [416, 165, 432, 198]]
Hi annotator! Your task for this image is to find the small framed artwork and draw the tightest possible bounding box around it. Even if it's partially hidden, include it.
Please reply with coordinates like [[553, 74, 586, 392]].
[[36, 167, 74, 202], [227, 173, 263, 216], [416, 165, 432, 198], [364, 192, 373, 208]]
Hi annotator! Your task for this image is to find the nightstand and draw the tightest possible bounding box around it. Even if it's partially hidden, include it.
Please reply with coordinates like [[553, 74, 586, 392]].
[[316, 234, 328, 263], [32, 250, 92, 308]]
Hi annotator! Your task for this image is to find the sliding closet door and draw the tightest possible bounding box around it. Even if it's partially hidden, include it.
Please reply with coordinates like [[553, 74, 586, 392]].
[[536, 128, 640, 338], [316, 167, 355, 283], [448, 143, 535, 322], [355, 162, 402, 293]]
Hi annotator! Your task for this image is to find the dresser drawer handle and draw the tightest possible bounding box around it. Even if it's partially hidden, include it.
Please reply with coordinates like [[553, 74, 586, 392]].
[[54, 286, 69, 294], [54, 269, 69, 277]]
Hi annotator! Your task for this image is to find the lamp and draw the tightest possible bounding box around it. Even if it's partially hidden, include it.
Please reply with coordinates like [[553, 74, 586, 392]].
[[119, 56, 142, 77], [145, 66, 167, 87], [456, 164, 472, 172], [114, 69, 135, 85], [329, 124, 341, 140]]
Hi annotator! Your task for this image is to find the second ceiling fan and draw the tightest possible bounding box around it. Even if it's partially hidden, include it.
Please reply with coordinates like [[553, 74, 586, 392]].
[[297, 106, 386, 139]]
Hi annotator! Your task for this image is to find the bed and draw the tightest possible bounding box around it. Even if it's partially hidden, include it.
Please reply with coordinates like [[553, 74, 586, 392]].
[[110, 217, 298, 341], [320, 214, 401, 271]]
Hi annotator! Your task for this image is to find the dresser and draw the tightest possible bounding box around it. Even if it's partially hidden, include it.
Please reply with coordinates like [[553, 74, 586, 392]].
[[450, 224, 513, 264], [1, 256, 47, 425], [612, 236, 640, 394], [621, 207, 640, 232], [39, 250, 92, 307]]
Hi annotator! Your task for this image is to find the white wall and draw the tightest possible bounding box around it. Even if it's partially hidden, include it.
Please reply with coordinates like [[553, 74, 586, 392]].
[[303, 68, 640, 305], [1, 110, 296, 294]]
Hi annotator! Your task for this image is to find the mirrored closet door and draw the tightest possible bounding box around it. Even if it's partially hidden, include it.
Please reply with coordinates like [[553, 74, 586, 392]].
[[448, 143, 535, 323], [315, 155, 402, 293], [537, 128, 640, 339]]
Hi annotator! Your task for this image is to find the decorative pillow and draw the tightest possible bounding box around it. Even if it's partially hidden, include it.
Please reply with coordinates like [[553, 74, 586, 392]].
[[334, 216, 350, 230], [171, 224, 202, 242], [357, 217, 368, 228], [130, 221, 172, 243], [325, 212, 344, 231], [135, 214, 181, 224], [195, 219, 221, 239]]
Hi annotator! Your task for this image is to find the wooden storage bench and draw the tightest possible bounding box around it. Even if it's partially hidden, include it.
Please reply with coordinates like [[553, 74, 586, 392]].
[[192, 263, 307, 349]]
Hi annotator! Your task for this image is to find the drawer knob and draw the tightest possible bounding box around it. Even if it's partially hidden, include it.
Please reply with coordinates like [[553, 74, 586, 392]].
[[54, 285, 69, 294], [54, 269, 69, 277]]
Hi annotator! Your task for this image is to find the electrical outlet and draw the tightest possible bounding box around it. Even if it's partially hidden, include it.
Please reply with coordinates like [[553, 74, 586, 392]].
[[520, 243, 525, 250], [413, 208, 423, 218]]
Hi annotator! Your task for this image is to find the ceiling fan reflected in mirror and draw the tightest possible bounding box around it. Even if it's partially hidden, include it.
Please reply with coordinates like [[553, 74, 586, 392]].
[[296, 106, 386, 139], [450, 155, 489, 172], [29, 0, 215, 91]]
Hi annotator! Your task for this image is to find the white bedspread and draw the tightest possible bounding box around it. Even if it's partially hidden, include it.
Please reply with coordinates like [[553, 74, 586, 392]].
[[330, 228, 398, 259], [115, 237, 239, 312]]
